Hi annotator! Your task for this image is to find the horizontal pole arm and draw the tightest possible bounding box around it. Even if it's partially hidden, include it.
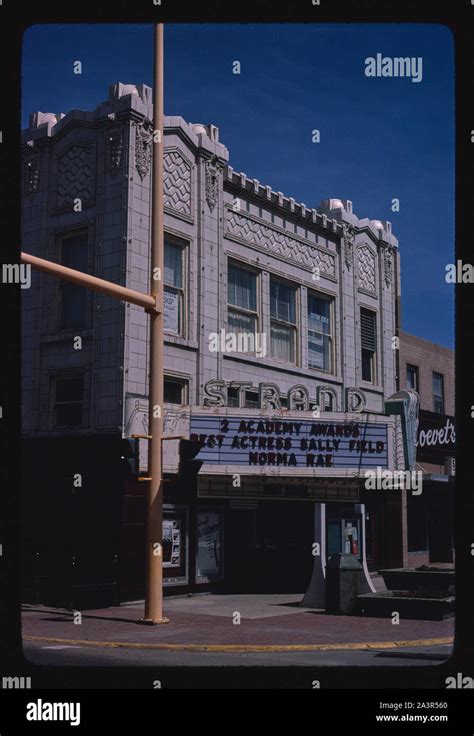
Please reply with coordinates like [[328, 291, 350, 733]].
[[21, 252, 157, 312]]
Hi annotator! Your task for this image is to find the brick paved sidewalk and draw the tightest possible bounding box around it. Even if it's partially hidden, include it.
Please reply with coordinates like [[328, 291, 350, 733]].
[[21, 594, 455, 650]]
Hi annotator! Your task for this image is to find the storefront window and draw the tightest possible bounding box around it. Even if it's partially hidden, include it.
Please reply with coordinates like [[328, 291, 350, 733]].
[[163, 507, 188, 584], [197, 509, 223, 583]]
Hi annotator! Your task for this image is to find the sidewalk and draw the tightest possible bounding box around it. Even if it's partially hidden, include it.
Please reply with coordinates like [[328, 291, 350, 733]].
[[22, 594, 454, 651]]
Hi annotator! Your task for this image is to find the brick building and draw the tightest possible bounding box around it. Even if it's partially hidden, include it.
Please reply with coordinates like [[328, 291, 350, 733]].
[[21, 83, 412, 607], [398, 331, 455, 567]]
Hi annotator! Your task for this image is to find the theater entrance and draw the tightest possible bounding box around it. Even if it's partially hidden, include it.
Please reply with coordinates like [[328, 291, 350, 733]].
[[223, 501, 314, 593]]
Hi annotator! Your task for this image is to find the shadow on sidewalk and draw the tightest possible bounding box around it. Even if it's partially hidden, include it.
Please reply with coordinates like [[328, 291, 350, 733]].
[[22, 606, 146, 626]]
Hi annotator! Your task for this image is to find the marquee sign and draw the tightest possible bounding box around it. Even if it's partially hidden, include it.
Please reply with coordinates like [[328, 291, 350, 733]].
[[190, 415, 388, 469]]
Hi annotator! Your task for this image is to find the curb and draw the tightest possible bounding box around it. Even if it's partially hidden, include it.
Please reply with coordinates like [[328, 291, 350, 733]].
[[23, 635, 454, 653]]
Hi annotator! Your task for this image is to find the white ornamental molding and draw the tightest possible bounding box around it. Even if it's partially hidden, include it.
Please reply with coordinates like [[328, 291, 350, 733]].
[[357, 243, 376, 292], [342, 224, 355, 271], [226, 210, 336, 276], [134, 119, 153, 180], [164, 150, 192, 216], [204, 154, 222, 211]]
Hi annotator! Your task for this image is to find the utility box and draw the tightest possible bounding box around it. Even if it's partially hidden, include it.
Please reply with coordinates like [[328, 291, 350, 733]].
[[325, 553, 365, 615]]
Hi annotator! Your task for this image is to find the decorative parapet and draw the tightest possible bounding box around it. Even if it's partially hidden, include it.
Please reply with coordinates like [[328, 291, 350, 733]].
[[225, 166, 342, 239]]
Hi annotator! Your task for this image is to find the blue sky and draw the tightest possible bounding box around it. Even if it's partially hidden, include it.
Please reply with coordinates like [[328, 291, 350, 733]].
[[22, 23, 455, 348]]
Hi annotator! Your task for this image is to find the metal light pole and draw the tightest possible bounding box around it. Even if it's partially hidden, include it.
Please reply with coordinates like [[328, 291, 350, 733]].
[[144, 22, 167, 624], [21, 23, 168, 624]]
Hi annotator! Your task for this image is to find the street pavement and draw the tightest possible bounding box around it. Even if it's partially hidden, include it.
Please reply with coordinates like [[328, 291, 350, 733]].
[[21, 593, 454, 667]]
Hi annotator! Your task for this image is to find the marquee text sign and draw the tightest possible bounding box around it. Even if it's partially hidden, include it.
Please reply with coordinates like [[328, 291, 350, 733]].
[[190, 415, 388, 469]]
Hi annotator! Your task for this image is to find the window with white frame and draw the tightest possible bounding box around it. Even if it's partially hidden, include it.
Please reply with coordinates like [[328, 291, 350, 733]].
[[164, 240, 184, 336], [308, 292, 333, 372], [270, 278, 297, 364], [228, 263, 258, 350]]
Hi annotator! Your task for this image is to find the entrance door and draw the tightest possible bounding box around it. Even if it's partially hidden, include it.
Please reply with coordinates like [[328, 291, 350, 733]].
[[224, 502, 314, 593], [428, 483, 454, 563], [223, 508, 257, 592], [256, 502, 314, 593]]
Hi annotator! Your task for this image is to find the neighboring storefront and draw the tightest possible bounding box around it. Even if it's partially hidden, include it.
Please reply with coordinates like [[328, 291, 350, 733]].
[[399, 332, 455, 567], [408, 410, 455, 565]]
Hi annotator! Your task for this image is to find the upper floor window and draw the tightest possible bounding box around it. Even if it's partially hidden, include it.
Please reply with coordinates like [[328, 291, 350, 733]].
[[53, 373, 85, 428], [406, 364, 419, 392], [433, 372, 444, 414], [58, 232, 89, 330], [164, 376, 188, 405], [360, 308, 377, 383], [270, 279, 297, 364], [228, 263, 258, 344], [308, 293, 333, 372], [164, 240, 184, 336]]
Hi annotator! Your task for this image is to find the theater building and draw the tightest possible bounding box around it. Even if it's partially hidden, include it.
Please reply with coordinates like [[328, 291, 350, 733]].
[[398, 331, 455, 567], [21, 82, 410, 607]]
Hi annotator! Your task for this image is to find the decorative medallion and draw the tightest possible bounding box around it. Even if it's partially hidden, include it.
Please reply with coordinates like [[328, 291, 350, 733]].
[[205, 154, 222, 211]]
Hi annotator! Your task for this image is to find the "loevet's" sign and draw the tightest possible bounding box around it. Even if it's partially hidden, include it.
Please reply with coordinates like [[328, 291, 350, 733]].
[[416, 411, 455, 463]]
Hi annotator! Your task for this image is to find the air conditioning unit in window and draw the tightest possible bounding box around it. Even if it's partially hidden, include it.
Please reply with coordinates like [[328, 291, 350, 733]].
[[444, 457, 456, 477]]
